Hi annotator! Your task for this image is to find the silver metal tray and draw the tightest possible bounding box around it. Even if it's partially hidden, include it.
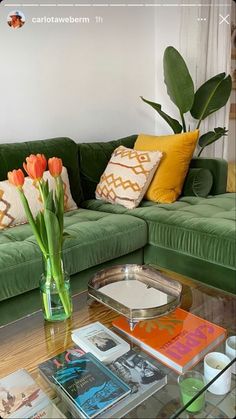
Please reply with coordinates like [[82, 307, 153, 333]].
[[88, 264, 182, 330]]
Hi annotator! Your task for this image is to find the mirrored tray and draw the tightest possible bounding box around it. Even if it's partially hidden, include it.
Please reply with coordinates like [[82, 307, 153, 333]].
[[88, 264, 182, 330]]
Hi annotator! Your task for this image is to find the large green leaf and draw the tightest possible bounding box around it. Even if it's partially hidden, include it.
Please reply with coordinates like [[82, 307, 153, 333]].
[[163, 46, 194, 114], [191, 73, 232, 123], [140, 97, 182, 133]]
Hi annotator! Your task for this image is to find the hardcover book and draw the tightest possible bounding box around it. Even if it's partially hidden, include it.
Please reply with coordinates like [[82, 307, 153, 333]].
[[99, 348, 167, 418], [113, 308, 227, 373], [52, 352, 131, 419], [71, 322, 130, 363], [0, 369, 65, 418]]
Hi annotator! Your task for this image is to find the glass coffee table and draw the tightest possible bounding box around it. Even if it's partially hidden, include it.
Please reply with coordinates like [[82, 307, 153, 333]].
[[0, 267, 235, 418]]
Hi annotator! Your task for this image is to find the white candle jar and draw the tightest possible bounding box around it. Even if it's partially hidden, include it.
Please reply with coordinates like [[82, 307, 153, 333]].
[[204, 352, 231, 395], [225, 336, 236, 374]]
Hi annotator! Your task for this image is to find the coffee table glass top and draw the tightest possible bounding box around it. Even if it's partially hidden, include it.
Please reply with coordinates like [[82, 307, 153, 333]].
[[0, 269, 235, 418]]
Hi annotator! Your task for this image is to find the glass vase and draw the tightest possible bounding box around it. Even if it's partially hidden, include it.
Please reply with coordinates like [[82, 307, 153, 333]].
[[39, 254, 72, 322]]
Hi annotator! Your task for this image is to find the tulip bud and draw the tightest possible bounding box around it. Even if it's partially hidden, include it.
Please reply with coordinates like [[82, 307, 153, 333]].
[[48, 157, 63, 177], [8, 169, 25, 188]]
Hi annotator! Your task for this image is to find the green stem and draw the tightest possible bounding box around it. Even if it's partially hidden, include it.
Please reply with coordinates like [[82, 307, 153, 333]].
[[46, 253, 71, 317], [19, 190, 47, 258], [196, 119, 202, 130], [180, 113, 186, 132], [198, 147, 204, 157], [55, 176, 64, 244], [38, 181, 47, 207]]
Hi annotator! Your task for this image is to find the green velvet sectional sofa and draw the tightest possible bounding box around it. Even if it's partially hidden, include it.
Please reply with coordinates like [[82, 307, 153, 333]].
[[0, 136, 235, 326]]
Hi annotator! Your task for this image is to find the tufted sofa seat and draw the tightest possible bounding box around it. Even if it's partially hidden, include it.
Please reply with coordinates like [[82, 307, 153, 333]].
[[0, 208, 147, 302], [82, 194, 236, 293]]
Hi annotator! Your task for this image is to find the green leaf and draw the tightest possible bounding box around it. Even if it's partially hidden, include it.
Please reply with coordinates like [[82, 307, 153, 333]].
[[55, 176, 64, 241], [35, 212, 48, 252], [140, 97, 182, 133], [163, 46, 194, 114], [191, 73, 232, 123], [45, 190, 55, 213], [18, 191, 47, 257], [198, 127, 228, 148], [44, 209, 61, 256]]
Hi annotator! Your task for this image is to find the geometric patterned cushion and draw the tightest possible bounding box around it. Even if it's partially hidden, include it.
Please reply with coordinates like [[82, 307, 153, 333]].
[[95, 146, 162, 209], [0, 167, 77, 230]]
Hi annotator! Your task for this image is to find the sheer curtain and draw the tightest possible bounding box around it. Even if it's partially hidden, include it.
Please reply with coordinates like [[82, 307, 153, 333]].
[[179, 0, 232, 158]]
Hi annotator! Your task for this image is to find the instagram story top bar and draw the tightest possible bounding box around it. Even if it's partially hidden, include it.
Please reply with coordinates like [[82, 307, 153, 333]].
[[2, 1, 232, 6]]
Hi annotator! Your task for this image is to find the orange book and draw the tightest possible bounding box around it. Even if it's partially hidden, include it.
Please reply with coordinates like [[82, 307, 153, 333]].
[[112, 308, 227, 373]]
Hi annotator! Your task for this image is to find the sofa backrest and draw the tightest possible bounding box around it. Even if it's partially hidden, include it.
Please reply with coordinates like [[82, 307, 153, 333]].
[[78, 135, 137, 200], [0, 137, 83, 206], [78, 135, 228, 200]]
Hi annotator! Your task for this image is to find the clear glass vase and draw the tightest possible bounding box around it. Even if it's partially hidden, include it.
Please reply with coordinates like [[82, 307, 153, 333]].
[[39, 254, 72, 322]]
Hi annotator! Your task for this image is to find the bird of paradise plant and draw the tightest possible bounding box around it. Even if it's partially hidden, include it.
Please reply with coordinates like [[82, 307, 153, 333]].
[[8, 155, 72, 321]]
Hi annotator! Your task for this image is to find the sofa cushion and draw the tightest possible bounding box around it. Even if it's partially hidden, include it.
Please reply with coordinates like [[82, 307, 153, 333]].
[[82, 193, 236, 272], [0, 167, 77, 229], [0, 209, 147, 301], [134, 131, 199, 203], [182, 168, 213, 197], [95, 146, 163, 209], [0, 137, 83, 206]]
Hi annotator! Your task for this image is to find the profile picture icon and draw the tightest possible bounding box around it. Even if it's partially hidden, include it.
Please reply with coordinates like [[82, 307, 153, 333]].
[[7, 11, 25, 29]]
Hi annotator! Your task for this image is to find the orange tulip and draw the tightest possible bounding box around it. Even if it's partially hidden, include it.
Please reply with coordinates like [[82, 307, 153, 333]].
[[48, 157, 63, 177], [23, 154, 47, 180], [8, 169, 25, 188]]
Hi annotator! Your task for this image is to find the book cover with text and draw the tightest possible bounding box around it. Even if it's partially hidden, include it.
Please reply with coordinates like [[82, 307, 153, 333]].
[[113, 308, 227, 373], [0, 369, 64, 419], [39, 347, 85, 385], [99, 348, 167, 418], [52, 352, 131, 419]]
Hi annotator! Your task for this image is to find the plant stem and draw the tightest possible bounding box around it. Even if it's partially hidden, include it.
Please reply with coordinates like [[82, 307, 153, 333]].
[[196, 119, 202, 130], [46, 253, 71, 317], [181, 114, 186, 132], [198, 147, 204, 157]]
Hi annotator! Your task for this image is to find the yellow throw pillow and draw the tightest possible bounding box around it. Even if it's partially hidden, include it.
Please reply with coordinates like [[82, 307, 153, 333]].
[[134, 130, 199, 203], [227, 162, 236, 192], [95, 145, 163, 209]]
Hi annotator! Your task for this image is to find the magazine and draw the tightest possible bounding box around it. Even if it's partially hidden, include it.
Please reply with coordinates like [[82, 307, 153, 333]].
[[113, 308, 227, 373], [71, 322, 130, 363], [0, 369, 65, 419], [52, 352, 131, 419], [99, 348, 167, 418]]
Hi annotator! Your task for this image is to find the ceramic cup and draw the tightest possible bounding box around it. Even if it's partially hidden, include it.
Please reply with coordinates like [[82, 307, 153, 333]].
[[204, 352, 231, 395], [178, 370, 206, 414], [225, 336, 236, 374]]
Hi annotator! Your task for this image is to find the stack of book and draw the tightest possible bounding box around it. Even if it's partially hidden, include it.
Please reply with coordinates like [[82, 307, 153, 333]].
[[39, 322, 167, 418]]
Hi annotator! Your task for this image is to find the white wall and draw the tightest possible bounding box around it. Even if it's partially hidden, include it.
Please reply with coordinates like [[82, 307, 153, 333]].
[[0, 1, 181, 143]]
